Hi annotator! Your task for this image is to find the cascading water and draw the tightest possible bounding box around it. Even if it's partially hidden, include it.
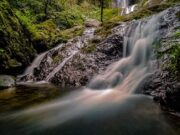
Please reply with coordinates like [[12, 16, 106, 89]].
[[88, 12, 161, 93], [5, 8, 168, 131], [116, 0, 137, 15]]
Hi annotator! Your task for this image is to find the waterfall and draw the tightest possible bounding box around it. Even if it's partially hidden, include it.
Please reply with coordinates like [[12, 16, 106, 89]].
[[121, 0, 129, 8], [10, 10, 167, 129], [24, 52, 48, 76], [88, 12, 163, 93], [116, 0, 137, 15]]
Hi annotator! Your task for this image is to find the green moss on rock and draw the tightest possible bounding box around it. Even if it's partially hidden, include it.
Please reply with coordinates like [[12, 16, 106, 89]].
[[0, 0, 36, 74], [81, 43, 97, 53]]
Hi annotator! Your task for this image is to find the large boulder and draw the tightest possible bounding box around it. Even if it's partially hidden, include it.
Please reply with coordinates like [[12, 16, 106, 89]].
[[85, 19, 102, 27], [0, 75, 15, 90]]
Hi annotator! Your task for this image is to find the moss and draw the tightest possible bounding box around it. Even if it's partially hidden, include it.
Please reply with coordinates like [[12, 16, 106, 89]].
[[157, 40, 180, 78], [81, 43, 97, 53], [96, 2, 178, 39], [61, 26, 84, 41], [147, 3, 174, 12], [138, 0, 148, 6], [8, 59, 22, 68], [95, 8, 152, 38], [0, 48, 5, 53], [174, 29, 180, 37], [0, 0, 36, 73], [12, 0, 103, 54], [75, 61, 85, 70], [103, 8, 119, 21], [176, 11, 180, 19], [52, 55, 63, 64], [165, 44, 180, 77]]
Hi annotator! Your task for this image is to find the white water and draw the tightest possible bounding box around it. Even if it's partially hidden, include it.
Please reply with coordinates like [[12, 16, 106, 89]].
[[88, 12, 162, 93], [124, 4, 137, 14], [24, 52, 47, 76], [117, 0, 137, 15]]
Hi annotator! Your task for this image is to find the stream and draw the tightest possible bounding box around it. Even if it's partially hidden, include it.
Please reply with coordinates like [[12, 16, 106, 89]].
[[0, 85, 180, 135]]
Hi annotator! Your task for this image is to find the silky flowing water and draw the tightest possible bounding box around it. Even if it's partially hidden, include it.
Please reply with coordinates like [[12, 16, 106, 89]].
[[0, 85, 180, 135], [0, 6, 180, 135]]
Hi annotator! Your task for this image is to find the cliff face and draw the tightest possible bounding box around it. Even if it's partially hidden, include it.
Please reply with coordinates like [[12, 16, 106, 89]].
[[0, 0, 36, 74]]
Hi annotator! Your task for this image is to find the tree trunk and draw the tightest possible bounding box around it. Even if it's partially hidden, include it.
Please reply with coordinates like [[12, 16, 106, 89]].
[[100, 0, 104, 22]]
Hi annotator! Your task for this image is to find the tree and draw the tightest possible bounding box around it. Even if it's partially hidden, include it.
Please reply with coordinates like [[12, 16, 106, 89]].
[[100, 0, 104, 22], [43, 0, 51, 19]]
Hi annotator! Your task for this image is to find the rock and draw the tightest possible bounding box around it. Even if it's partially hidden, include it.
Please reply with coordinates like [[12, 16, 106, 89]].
[[138, 5, 180, 112], [144, 0, 164, 7], [85, 19, 102, 27], [0, 75, 15, 90], [50, 33, 123, 87]]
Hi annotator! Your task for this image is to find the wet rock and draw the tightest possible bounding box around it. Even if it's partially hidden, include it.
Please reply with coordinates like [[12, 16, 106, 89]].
[[50, 33, 124, 87], [163, 83, 180, 112], [138, 5, 180, 112], [85, 19, 102, 27], [0, 75, 15, 90]]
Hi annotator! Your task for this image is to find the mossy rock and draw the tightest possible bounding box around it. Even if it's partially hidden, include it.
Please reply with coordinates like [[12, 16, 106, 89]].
[[81, 43, 97, 53], [0, 0, 36, 74], [61, 25, 84, 40]]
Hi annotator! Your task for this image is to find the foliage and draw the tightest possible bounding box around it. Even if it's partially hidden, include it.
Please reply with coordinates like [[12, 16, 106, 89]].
[[174, 28, 180, 38], [156, 28, 180, 78], [164, 44, 180, 77], [0, 0, 113, 73], [0, 0, 36, 73], [95, 1, 178, 38], [176, 11, 180, 19], [61, 26, 84, 41], [81, 43, 97, 53]]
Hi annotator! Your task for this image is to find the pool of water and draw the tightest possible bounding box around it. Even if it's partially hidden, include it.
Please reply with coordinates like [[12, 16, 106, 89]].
[[0, 84, 180, 135]]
